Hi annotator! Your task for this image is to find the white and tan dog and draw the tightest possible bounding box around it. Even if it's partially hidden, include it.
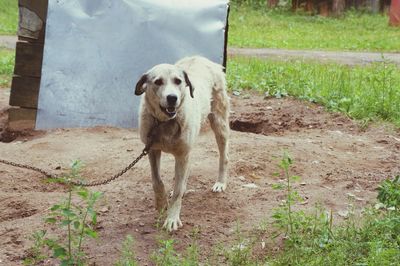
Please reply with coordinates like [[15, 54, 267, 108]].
[[135, 56, 230, 231]]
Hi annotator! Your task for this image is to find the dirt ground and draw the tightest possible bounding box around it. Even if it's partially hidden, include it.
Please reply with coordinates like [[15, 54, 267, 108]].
[[0, 88, 399, 265]]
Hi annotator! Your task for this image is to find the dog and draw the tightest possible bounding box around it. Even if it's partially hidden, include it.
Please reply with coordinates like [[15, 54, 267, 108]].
[[134, 56, 230, 231]]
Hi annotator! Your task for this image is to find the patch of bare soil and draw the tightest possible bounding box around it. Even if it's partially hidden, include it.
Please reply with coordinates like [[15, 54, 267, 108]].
[[0, 89, 399, 265]]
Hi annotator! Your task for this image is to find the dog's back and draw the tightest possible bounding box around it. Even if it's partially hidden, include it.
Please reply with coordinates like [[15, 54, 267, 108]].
[[176, 56, 228, 125]]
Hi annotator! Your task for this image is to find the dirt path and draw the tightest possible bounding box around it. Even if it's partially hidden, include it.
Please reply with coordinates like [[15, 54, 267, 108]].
[[2, 35, 400, 65], [228, 47, 400, 66], [0, 35, 17, 49], [1, 88, 399, 265]]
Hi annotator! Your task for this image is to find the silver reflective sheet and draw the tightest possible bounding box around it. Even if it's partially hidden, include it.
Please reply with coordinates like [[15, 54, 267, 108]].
[[36, 0, 229, 129]]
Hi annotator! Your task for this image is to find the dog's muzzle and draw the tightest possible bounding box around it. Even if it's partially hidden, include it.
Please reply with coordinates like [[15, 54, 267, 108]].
[[161, 105, 177, 118], [161, 94, 179, 118]]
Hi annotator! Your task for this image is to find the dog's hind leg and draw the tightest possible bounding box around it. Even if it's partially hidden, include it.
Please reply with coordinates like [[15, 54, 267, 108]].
[[163, 153, 190, 231], [149, 149, 168, 212], [209, 85, 230, 192]]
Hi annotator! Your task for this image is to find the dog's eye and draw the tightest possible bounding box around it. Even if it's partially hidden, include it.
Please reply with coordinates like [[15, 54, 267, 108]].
[[173, 78, 182, 85], [154, 78, 163, 86]]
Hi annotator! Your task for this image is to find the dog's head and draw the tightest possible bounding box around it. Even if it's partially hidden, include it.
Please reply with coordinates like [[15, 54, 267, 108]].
[[135, 64, 194, 120]]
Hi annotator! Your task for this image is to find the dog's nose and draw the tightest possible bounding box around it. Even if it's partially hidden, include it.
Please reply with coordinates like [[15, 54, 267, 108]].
[[167, 94, 178, 105]]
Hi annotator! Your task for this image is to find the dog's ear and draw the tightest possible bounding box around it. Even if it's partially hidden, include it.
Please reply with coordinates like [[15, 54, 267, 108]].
[[183, 71, 194, 98], [135, 74, 149, 95]]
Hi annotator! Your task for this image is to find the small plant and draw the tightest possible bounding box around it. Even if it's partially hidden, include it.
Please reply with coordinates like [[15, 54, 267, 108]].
[[272, 151, 302, 237], [151, 238, 181, 266], [378, 175, 400, 211], [23, 230, 47, 265], [151, 227, 201, 266], [270, 151, 337, 262], [24, 161, 103, 265], [222, 223, 256, 266], [115, 235, 138, 266]]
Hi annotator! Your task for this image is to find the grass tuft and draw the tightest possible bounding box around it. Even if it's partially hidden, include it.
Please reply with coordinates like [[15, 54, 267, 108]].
[[0, 0, 18, 35], [0, 47, 14, 88], [227, 57, 400, 127]]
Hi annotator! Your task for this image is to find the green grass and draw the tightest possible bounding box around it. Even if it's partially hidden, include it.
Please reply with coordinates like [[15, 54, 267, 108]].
[[267, 204, 400, 265], [139, 155, 400, 266], [229, 6, 400, 52], [0, 0, 18, 35], [0, 0, 17, 88], [227, 57, 400, 127], [0, 47, 14, 87]]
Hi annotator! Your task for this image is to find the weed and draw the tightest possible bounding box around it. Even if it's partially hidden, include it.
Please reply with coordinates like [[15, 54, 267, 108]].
[[0, 48, 14, 87], [271, 152, 328, 262], [269, 160, 400, 265], [151, 238, 181, 266], [221, 223, 255, 266], [280, 152, 300, 235], [151, 227, 201, 266], [378, 175, 400, 210], [23, 230, 47, 265], [24, 161, 103, 265], [115, 235, 138, 266]]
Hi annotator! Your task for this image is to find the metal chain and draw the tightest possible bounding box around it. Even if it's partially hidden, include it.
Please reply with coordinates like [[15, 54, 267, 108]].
[[0, 158, 56, 178], [0, 147, 149, 187], [0, 120, 161, 187]]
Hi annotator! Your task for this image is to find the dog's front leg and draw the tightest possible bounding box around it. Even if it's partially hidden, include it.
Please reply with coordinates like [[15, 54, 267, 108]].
[[163, 153, 190, 232], [149, 149, 168, 212]]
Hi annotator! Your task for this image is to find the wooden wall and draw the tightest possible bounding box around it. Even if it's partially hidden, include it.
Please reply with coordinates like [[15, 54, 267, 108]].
[[8, 0, 48, 130], [291, 0, 391, 15]]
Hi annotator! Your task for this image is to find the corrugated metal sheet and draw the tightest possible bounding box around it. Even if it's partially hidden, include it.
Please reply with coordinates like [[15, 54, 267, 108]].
[[36, 0, 229, 129]]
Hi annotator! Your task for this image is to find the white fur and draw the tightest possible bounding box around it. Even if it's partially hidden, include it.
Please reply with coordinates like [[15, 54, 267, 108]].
[[135, 56, 230, 232]]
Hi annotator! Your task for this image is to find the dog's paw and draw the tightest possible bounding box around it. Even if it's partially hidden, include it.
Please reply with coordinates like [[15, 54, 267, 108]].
[[163, 216, 183, 232], [212, 182, 226, 192]]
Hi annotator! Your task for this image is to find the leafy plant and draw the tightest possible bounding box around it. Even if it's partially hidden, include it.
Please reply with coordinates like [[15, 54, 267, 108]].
[[115, 235, 138, 266], [23, 230, 47, 265], [24, 161, 103, 265], [151, 228, 201, 266], [272, 151, 302, 236], [378, 175, 400, 210], [221, 223, 256, 266], [151, 239, 181, 266]]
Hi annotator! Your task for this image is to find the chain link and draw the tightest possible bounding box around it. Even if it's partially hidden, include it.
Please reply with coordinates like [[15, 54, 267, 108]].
[[0, 147, 149, 187], [0, 120, 161, 187]]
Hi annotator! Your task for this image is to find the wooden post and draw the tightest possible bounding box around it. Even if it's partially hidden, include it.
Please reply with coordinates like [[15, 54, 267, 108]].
[[319, 1, 330, 16], [8, 0, 48, 130], [292, 0, 299, 11], [332, 0, 346, 16], [367, 0, 380, 13], [267, 0, 279, 8], [389, 0, 400, 26], [305, 0, 314, 13]]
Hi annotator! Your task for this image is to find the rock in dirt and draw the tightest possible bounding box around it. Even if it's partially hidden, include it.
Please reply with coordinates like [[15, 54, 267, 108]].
[[338, 210, 350, 218], [242, 183, 258, 189]]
